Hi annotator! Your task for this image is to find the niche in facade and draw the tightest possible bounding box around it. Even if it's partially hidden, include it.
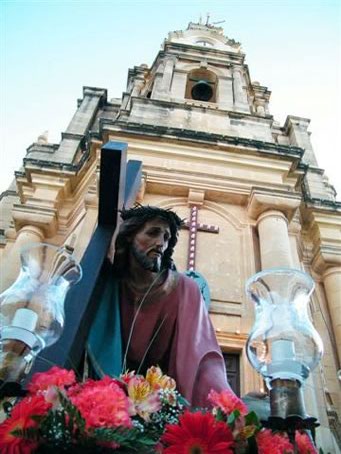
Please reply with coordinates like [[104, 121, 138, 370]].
[[185, 68, 217, 103]]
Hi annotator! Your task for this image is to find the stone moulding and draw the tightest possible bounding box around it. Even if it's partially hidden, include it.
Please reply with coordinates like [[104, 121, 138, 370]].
[[100, 119, 304, 158], [247, 188, 302, 222], [21, 147, 92, 172]]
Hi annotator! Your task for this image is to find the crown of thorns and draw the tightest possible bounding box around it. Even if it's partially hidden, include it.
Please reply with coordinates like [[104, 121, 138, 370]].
[[120, 205, 184, 231]]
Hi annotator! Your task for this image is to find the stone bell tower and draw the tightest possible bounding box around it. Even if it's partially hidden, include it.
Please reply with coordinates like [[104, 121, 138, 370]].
[[119, 22, 272, 136], [0, 22, 340, 451]]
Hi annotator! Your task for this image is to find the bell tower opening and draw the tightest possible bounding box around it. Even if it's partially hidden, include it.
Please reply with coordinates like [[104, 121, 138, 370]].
[[185, 68, 217, 103]]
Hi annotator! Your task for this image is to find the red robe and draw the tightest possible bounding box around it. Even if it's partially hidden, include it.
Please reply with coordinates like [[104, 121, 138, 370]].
[[120, 273, 229, 407]]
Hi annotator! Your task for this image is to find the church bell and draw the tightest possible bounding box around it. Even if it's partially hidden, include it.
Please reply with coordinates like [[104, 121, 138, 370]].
[[191, 80, 213, 102]]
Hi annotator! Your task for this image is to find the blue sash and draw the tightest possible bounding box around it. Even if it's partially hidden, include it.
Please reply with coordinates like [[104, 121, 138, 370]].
[[87, 276, 122, 377]]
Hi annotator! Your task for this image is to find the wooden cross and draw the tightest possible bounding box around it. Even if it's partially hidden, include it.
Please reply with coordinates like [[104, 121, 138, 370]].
[[29, 142, 142, 376], [182, 205, 219, 271]]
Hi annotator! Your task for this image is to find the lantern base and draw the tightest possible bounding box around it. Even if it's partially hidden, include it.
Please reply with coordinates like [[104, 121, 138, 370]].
[[262, 415, 319, 446], [0, 380, 27, 398], [269, 378, 306, 418], [266, 379, 320, 446], [0, 339, 34, 383]]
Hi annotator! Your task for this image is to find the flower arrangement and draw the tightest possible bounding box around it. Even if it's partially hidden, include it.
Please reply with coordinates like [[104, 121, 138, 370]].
[[0, 366, 318, 453]]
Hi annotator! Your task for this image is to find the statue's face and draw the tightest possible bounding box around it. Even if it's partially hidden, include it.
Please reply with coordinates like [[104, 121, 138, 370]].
[[130, 218, 171, 272]]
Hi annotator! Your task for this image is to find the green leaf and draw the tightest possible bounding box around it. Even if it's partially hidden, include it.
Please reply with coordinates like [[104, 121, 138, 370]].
[[227, 409, 241, 426], [57, 390, 86, 435], [36, 391, 87, 448], [245, 411, 261, 428], [215, 408, 226, 422], [177, 395, 190, 407], [95, 426, 156, 452], [12, 426, 39, 441], [31, 414, 45, 423], [247, 435, 258, 453]]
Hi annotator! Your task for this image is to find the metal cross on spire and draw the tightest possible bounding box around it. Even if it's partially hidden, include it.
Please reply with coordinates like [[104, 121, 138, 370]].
[[198, 13, 225, 27], [205, 13, 226, 27]]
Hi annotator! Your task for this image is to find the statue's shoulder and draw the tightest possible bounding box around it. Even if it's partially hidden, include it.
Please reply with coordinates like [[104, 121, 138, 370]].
[[175, 271, 198, 290], [182, 270, 211, 309]]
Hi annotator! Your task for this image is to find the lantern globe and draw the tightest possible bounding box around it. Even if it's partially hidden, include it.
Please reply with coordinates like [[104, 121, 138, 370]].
[[245, 268, 323, 387]]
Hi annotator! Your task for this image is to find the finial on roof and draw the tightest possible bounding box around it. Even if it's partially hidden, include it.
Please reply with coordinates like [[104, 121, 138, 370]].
[[37, 130, 49, 144]]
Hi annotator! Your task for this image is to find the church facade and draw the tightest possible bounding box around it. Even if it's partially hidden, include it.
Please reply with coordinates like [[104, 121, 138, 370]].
[[0, 22, 340, 450]]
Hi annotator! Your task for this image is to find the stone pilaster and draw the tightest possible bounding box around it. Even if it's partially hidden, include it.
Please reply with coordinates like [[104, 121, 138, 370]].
[[309, 211, 341, 277], [284, 116, 338, 201], [151, 61, 164, 99], [217, 75, 234, 110], [71, 185, 98, 262], [0, 225, 45, 292], [252, 82, 271, 118], [126, 76, 145, 111], [322, 267, 341, 364], [152, 56, 176, 100], [232, 65, 249, 112], [131, 76, 145, 98], [284, 116, 317, 166], [161, 57, 176, 94], [24, 87, 107, 166], [306, 208, 341, 412]]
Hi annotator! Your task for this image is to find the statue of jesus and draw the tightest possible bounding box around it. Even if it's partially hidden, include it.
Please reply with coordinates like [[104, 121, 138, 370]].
[[88, 205, 232, 407]]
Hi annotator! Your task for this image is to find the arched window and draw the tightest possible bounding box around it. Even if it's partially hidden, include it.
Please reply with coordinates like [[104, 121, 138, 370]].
[[185, 68, 217, 103]]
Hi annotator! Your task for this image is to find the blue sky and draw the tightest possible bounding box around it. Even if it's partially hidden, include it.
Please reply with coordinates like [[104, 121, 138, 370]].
[[1, 0, 340, 195]]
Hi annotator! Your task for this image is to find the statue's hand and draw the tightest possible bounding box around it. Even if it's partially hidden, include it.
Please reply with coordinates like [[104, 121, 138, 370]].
[[242, 391, 270, 421]]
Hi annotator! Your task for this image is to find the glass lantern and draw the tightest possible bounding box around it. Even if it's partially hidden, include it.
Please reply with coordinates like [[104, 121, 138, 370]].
[[0, 243, 82, 385], [246, 268, 323, 418]]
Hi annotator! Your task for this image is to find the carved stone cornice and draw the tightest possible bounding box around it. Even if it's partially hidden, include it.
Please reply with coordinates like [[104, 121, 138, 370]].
[[305, 210, 341, 274], [311, 246, 341, 274], [12, 204, 58, 237], [247, 188, 301, 221], [101, 115, 304, 158], [216, 331, 248, 349]]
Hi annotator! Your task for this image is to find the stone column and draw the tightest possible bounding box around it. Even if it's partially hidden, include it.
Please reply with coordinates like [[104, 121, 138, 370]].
[[285, 116, 318, 166], [152, 57, 176, 100], [161, 57, 176, 94], [323, 267, 341, 364], [232, 65, 249, 109], [72, 192, 98, 262], [130, 76, 144, 98], [151, 61, 164, 99], [126, 76, 145, 110], [171, 70, 187, 100], [0, 225, 45, 292], [257, 210, 293, 269], [217, 75, 234, 109]]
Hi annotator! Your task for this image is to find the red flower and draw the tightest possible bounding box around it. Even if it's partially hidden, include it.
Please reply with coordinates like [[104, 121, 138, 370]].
[[295, 431, 317, 454], [0, 394, 51, 454], [28, 366, 76, 394], [68, 375, 132, 429], [161, 410, 234, 453], [208, 389, 248, 416], [256, 429, 294, 454]]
